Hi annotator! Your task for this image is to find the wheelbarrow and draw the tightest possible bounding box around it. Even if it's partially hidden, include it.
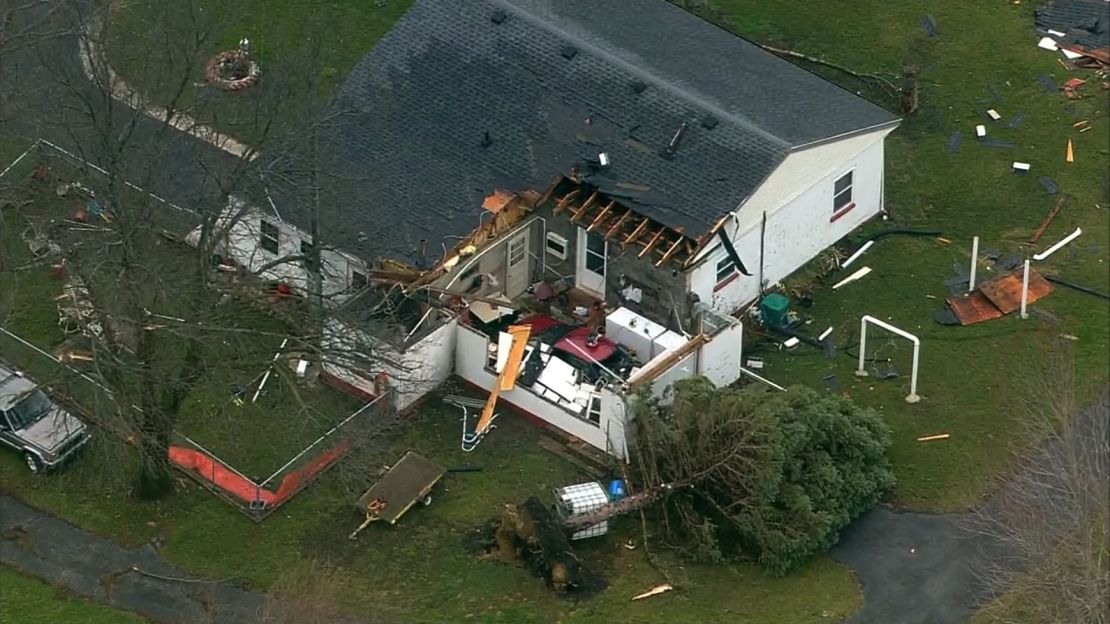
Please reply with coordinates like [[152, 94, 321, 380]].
[[348, 450, 446, 539]]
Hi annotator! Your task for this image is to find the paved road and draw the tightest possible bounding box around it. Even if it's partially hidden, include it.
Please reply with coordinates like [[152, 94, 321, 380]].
[[1, 494, 267, 624], [832, 389, 1109, 624]]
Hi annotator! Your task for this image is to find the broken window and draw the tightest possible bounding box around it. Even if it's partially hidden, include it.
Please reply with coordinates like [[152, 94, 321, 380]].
[[715, 255, 736, 285], [586, 394, 602, 425], [833, 171, 853, 213], [349, 269, 367, 292], [260, 219, 280, 255]]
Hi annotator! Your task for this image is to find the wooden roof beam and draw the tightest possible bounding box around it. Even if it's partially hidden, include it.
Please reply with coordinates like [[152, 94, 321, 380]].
[[570, 191, 599, 222], [655, 236, 684, 267], [553, 189, 581, 215], [623, 217, 651, 246], [604, 208, 632, 240], [586, 201, 614, 232], [638, 227, 666, 258]]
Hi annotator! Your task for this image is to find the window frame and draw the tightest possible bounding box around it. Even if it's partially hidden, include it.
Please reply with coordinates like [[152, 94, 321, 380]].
[[713, 253, 739, 292], [545, 232, 568, 260], [833, 170, 854, 214], [299, 239, 317, 271], [259, 219, 280, 255]]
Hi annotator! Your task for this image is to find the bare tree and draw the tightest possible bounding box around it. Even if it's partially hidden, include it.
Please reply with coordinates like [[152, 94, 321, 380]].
[[1, 0, 425, 501], [972, 341, 1110, 624]]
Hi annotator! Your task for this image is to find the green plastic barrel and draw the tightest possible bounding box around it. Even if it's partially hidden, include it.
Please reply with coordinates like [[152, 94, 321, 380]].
[[760, 293, 790, 328]]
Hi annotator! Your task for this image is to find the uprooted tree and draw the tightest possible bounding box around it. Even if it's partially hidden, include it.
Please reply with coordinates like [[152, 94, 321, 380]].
[[488, 378, 895, 587], [635, 378, 895, 574]]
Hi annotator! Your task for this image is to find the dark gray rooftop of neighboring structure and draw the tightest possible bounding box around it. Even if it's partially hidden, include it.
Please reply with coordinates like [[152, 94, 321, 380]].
[[1035, 0, 1110, 50], [265, 0, 898, 266], [0, 366, 37, 411]]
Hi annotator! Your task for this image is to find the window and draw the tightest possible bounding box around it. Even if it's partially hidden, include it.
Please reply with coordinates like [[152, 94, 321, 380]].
[[833, 171, 853, 213], [586, 395, 602, 425], [545, 232, 568, 260], [259, 219, 280, 255], [300, 240, 317, 271], [584, 231, 605, 274], [349, 269, 367, 292], [715, 255, 736, 284]]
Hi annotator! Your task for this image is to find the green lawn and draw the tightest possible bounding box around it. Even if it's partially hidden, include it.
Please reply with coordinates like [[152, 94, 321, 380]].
[[711, 0, 1109, 511], [0, 565, 148, 624], [0, 406, 862, 624], [106, 0, 414, 145]]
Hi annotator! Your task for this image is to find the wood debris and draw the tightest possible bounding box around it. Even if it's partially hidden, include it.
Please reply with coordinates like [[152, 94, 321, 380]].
[[917, 433, 950, 442], [632, 583, 674, 601]]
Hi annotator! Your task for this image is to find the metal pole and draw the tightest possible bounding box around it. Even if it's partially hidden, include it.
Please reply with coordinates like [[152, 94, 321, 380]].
[[859, 315, 921, 403], [1020, 259, 1031, 319], [855, 317, 868, 377], [968, 236, 979, 292]]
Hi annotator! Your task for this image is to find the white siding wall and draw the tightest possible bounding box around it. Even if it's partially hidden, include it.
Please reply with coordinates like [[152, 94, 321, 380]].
[[689, 129, 893, 314], [321, 316, 458, 412], [455, 323, 624, 457], [696, 318, 743, 387], [197, 205, 367, 307]]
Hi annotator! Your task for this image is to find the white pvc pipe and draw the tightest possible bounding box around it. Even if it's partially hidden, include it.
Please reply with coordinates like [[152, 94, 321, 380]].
[[856, 315, 921, 404], [1020, 259, 1031, 319], [968, 236, 979, 292], [252, 337, 289, 403], [841, 240, 874, 269], [1033, 227, 1082, 261], [832, 266, 872, 290], [740, 367, 786, 391]]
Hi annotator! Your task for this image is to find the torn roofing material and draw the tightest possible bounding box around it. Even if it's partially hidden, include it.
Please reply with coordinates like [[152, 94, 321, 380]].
[[1036, 0, 1110, 50], [265, 0, 898, 266]]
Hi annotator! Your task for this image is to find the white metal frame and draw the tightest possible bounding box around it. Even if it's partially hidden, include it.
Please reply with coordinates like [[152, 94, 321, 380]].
[[855, 315, 921, 404]]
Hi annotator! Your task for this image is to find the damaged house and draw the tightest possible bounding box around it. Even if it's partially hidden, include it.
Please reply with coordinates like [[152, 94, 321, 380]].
[[203, 0, 900, 458]]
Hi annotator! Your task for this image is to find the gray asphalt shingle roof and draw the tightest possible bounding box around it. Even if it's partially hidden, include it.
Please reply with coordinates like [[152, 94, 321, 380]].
[[267, 0, 898, 266]]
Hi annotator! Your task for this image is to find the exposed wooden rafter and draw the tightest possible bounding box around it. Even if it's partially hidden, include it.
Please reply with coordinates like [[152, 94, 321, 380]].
[[638, 228, 666, 257], [587, 201, 614, 232], [656, 236, 684, 267], [570, 191, 599, 222], [605, 209, 632, 240], [624, 217, 650, 246], [553, 189, 581, 215]]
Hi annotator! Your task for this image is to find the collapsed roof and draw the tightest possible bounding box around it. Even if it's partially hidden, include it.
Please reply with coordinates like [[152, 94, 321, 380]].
[[266, 0, 898, 267]]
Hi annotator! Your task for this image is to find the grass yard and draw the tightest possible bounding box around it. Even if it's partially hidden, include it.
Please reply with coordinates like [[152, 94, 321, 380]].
[[709, 0, 1110, 512], [0, 404, 862, 624], [106, 0, 414, 144], [0, 565, 148, 624]]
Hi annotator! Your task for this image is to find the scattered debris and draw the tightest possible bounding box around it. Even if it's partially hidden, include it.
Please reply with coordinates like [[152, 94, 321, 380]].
[[917, 433, 950, 442], [936, 237, 952, 245], [1012, 161, 1031, 173], [976, 124, 987, 138], [1066, 138, 1075, 162], [921, 14, 938, 37], [822, 374, 840, 393], [1039, 176, 1059, 194], [1059, 333, 1079, 341], [632, 583, 674, 601], [1035, 0, 1110, 69], [782, 337, 801, 349], [746, 358, 764, 370], [1006, 111, 1025, 128], [842, 240, 873, 269], [941, 267, 1055, 325], [1038, 36, 1060, 51], [1030, 196, 1066, 244], [1033, 226, 1082, 261], [832, 266, 872, 290], [986, 108, 1002, 121]]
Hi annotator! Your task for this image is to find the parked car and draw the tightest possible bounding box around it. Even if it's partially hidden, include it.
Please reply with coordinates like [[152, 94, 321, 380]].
[[0, 362, 91, 473]]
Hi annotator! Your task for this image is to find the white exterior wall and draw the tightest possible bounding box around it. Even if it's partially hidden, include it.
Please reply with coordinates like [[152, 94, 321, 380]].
[[689, 128, 894, 314], [455, 323, 627, 458], [321, 316, 458, 412], [696, 318, 743, 387], [195, 204, 367, 307]]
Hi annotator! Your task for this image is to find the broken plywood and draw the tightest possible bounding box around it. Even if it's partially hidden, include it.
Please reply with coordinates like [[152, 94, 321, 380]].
[[946, 267, 1054, 325]]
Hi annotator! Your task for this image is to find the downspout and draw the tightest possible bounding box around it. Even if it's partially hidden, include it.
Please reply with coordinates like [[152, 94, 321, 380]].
[[758, 211, 767, 295]]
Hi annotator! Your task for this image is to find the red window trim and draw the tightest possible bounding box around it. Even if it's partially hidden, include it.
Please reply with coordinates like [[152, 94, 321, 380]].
[[713, 271, 740, 292], [830, 202, 856, 223]]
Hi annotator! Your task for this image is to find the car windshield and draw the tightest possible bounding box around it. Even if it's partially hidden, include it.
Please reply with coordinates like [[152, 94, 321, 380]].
[[7, 390, 53, 430]]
